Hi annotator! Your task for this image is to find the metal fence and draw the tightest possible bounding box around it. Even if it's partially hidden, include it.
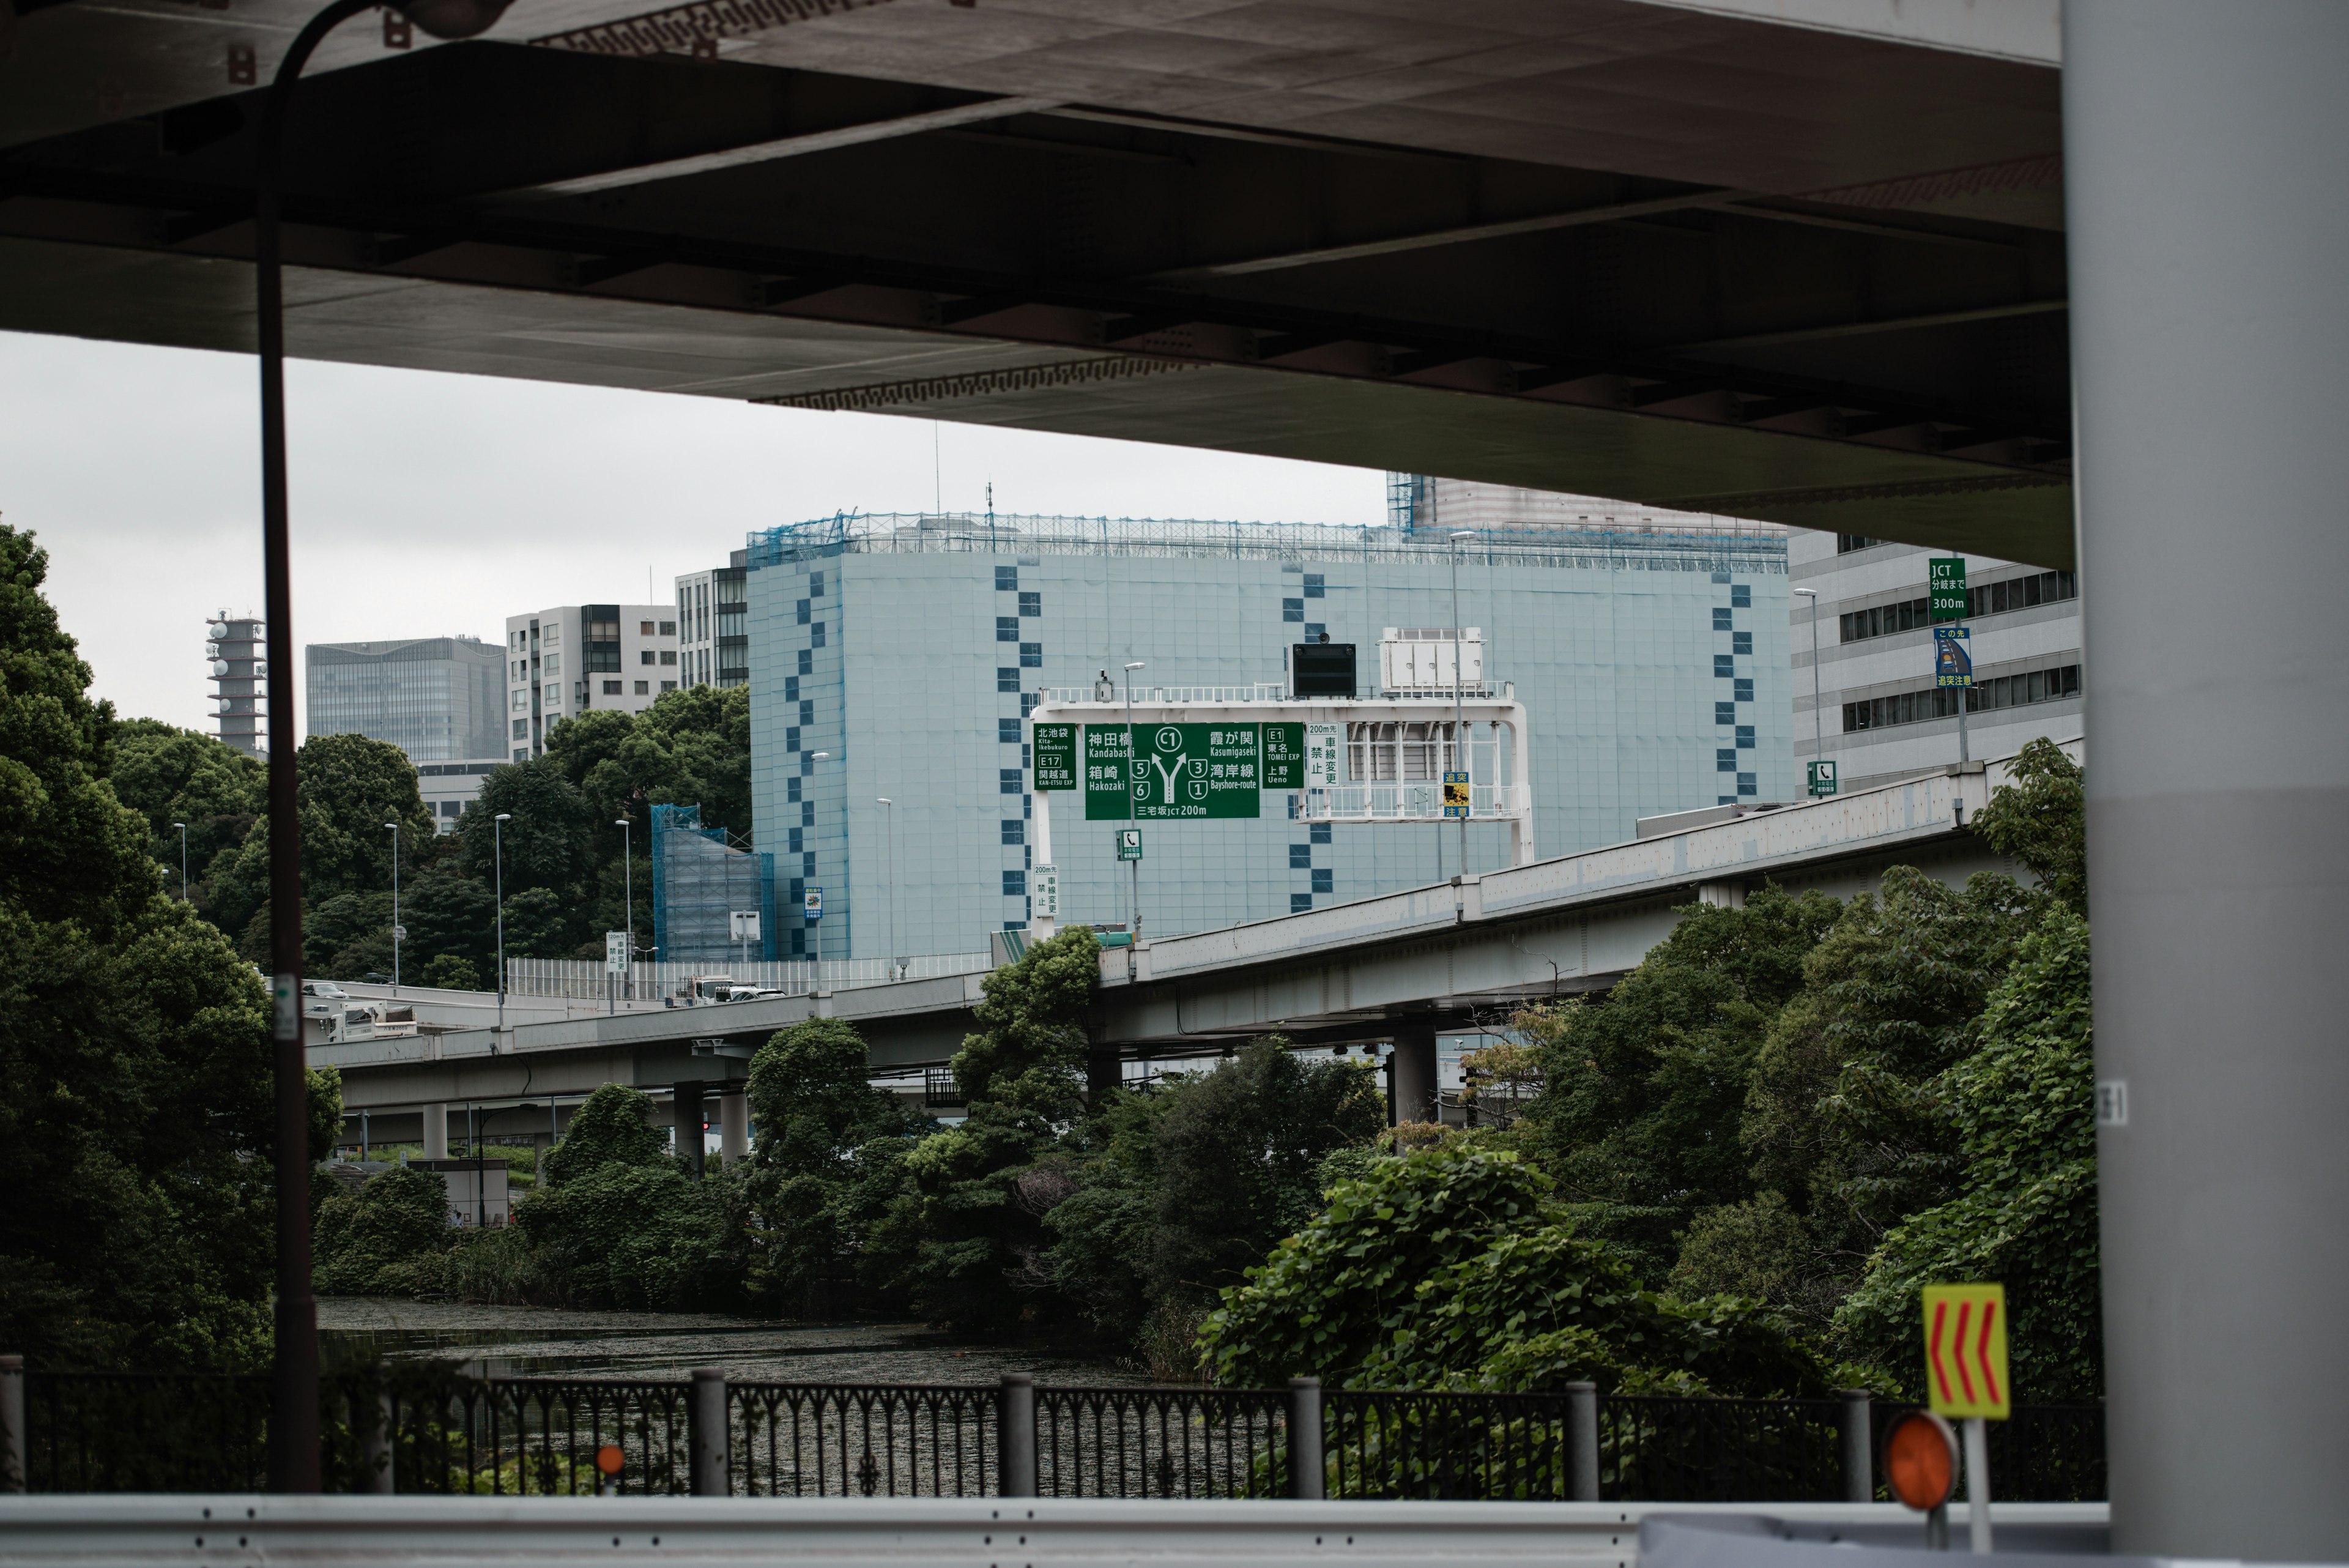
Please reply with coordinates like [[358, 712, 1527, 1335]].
[[503, 953, 989, 1001], [4, 1363, 2105, 1504]]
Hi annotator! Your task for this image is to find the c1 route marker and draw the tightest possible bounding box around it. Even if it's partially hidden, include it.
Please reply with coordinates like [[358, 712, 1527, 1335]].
[[1922, 1282, 2009, 1420]]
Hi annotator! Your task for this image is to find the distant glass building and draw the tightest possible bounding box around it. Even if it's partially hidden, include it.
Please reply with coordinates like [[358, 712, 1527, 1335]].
[[739, 510, 1794, 962], [305, 636, 503, 762]]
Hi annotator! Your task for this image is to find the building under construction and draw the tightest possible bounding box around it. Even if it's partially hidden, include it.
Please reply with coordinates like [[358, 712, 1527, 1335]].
[[650, 803, 775, 967]]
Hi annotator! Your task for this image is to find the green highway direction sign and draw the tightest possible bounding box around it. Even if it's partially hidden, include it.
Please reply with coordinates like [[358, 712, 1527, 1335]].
[[1808, 759, 1839, 798], [1045, 721, 1310, 819], [1929, 557, 1969, 621]]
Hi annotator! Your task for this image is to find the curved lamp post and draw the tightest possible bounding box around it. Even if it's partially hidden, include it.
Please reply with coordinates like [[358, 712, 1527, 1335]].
[[251, 0, 513, 1493], [384, 820, 400, 994], [171, 822, 188, 901], [616, 817, 633, 999]]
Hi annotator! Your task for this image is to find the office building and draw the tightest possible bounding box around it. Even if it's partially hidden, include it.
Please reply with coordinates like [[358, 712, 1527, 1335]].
[[674, 554, 750, 690], [502, 604, 679, 761], [1792, 533, 2082, 792], [737, 508, 1795, 962], [306, 636, 504, 760], [206, 611, 266, 755], [415, 760, 503, 833]]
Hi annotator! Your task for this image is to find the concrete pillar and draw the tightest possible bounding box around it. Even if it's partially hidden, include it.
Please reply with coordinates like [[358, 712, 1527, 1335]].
[[718, 1090, 749, 1164], [673, 1080, 705, 1178], [421, 1103, 448, 1161], [1087, 1044, 1123, 1105], [2065, 6, 2349, 1556], [1391, 1024, 1438, 1124]]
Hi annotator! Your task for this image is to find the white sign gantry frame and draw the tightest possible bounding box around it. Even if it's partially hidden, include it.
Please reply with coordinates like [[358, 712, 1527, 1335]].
[[1025, 684, 1534, 939]]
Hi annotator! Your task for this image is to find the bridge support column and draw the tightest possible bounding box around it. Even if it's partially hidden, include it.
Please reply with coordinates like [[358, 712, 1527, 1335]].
[[1391, 1025, 1438, 1125], [2067, 4, 2349, 1556], [673, 1081, 705, 1178], [421, 1103, 448, 1161], [1087, 1045, 1123, 1105], [718, 1089, 748, 1164]]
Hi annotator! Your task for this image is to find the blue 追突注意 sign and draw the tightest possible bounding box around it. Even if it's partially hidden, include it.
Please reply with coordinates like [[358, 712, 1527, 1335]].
[[1935, 626, 1973, 688]]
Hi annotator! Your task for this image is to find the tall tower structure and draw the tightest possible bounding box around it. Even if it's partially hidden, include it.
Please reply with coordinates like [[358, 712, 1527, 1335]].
[[207, 611, 266, 755]]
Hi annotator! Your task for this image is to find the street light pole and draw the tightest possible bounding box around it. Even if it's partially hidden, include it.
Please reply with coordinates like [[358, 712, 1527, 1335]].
[[1123, 663, 1145, 940], [615, 817, 633, 1000], [1450, 530, 1474, 877], [172, 822, 188, 901], [810, 752, 830, 976], [877, 797, 896, 979], [249, 0, 513, 1491], [384, 820, 400, 994], [493, 813, 511, 1035], [1794, 589, 1824, 792]]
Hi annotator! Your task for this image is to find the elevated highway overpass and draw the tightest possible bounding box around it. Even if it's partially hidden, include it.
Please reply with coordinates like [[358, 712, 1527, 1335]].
[[321, 749, 2035, 1145]]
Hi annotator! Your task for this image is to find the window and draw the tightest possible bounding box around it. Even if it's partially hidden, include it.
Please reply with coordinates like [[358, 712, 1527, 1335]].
[[1289, 844, 1312, 868], [997, 616, 1020, 642], [1712, 608, 1733, 631], [1291, 894, 1314, 913], [1309, 823, 1331, 844], [1732, 632, 1752, 655], [639, 649, 653, 666], [1837, 535, 1885, 554], [784, 675, 799, 701], [1736, 773, 1757, 797], [1734, 678, 1754, 701], [1715, 702, 1737, 724], [604, 680, 622, 695], [1713, 655, 1735, 677], [658, 620, 675, 636], [995, 566, 1018, 590], [801, 801, 814, 826], [1717, 749, 1737, 771], [1302, 574, 1325, 598], [1302, 623, 1326, 641], [660, 680, 676, 692], [1019, 642, 1042, 667], [786, 726, 801, 751], [513, 746, 528, 762], [1841, 596, 1935, 644], [639, 620, 654, 636], [1283, 598, 1305, 622], [1018, 592, 1041, 617], [810, 572, 825, 597], [1001, 819, 1024, 845], [997, 667, 1020, 693], [1841, 664, 2080, 732], [1020, 691, 1039, 716], [511, 689, 529, 711], [1310, 869, 1334, 894], [796, 599, 811, 625], [800, 699, 814, 725], [543, 653, 560, 675], [1735, 725, 1756, 748], [513, 718, 527, 738], [1000, 768, 1023, 794], [787, 827, 803, 853], [811, 623, 825, 648], [798, 650, 813, 675], [1731, 584, 1751, 608], [998, 718, 1022, 743], [1002, 871, 1026, 897], [659, 650, 677, 665]]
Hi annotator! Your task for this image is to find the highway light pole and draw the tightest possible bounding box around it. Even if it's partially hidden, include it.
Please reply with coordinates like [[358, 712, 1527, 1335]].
[[1794, 589, 1824, 787], [1123, 663, 1145, 939], [172, 822, 188, 901], [493, 813, 510, 1035], [1450, 530, 1474, 877], [615, 817, 633, 1000], [877, 797, 897, 979], [384, 820, 399, 994], [809, 753, 829, 975], [248, 0, 511, 1493]]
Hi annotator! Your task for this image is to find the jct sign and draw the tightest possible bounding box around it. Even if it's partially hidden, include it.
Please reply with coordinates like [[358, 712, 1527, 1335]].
[[1085, 723, 1263, 820]]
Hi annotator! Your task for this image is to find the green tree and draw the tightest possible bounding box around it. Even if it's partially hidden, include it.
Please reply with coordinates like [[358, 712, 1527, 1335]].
[[314, 1165, 453, 1296], [403, 869, 496, 979], [107, 718, 265, 920], [875, 927, 1099, 1331], [513, 1162, 740, 1310], [500, 886, 573, 960], [1833, 912, 2099, 1400], [541, 1083, 672, 1185], [421, 953, 481, 991], [206, 734, 434, 935], [1516, 885, 1844, 1275], [0, 524, 288, 1369], [1970, 737, 2086, 916]]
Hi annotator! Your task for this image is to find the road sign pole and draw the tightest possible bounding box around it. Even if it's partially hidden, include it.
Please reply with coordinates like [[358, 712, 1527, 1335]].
[[1963, 1416, 1993, 1554], [1957, 619, 1970, 765]]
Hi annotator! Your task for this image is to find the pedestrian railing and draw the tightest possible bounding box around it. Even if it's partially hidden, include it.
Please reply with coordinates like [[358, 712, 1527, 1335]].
[[0, 1357, 2106, 1504]]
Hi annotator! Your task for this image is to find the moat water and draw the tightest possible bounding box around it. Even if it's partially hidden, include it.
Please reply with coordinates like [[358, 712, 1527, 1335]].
[[316, 1299, 1149, 1386]]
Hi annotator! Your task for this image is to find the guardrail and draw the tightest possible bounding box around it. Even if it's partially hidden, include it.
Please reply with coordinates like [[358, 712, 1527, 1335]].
[[0, 1362, 2105, 1504]]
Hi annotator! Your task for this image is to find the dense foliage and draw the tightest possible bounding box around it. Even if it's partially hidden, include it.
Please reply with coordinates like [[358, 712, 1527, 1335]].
[[0, 524, 306, 1369]]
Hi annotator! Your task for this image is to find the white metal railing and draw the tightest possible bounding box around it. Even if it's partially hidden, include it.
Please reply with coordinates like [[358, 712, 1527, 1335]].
[[1295, 783, 1531, 823], [1039, 684, 1287, 705], [503, 953, 989, 1000]]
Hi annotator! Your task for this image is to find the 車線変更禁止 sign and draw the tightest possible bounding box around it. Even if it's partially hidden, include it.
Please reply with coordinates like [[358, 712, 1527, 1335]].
[[1085, 723, 1264, 819]]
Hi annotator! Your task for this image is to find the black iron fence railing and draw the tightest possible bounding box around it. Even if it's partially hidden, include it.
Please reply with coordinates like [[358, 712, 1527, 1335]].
[[3, 1363, 2106, 1504]]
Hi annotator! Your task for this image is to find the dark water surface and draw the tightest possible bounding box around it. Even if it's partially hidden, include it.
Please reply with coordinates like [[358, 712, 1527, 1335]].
[[317, 1298, 1149, 1386]]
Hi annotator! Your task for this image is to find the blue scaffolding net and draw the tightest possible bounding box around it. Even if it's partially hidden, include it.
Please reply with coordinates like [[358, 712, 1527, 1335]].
[[651, 803, 775, 966]]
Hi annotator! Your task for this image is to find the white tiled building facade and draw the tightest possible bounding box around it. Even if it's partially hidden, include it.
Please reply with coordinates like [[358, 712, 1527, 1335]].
[[1792, 532, 2082, 792], [502, 603, 679, 761]]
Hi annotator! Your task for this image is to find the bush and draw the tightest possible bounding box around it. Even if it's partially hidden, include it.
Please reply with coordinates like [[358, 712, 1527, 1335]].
[[541, 1083, 670, 1185], [314, 1165, 451, 1296], [514, 1161, 738, 1310], [421, 953, 481, 992]]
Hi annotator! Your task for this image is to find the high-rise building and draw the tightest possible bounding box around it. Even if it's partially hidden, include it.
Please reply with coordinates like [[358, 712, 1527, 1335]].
[[503, 604, 678, 761], [673, 554, 749, 691], [737, 508, 1795, 962], [1791, 532, 2083, 793], [305, 636, 504, 760], [206, 611, 266, 755]]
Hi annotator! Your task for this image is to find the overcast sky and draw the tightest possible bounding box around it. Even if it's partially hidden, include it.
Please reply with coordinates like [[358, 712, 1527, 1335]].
[[1, 329, 1387, 735]]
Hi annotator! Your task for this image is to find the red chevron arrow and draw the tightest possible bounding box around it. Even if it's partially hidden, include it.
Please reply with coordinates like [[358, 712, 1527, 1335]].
[[1976, 1298, 2002, 1406], [1929, 1301, 1954, 1403]]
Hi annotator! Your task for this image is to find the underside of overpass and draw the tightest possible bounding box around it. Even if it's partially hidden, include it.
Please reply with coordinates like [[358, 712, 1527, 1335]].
[[0, 0, 2069, 563]]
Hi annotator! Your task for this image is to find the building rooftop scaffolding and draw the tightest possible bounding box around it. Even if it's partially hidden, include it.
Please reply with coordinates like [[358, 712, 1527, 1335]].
[[745, 513, 1787, 574]]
